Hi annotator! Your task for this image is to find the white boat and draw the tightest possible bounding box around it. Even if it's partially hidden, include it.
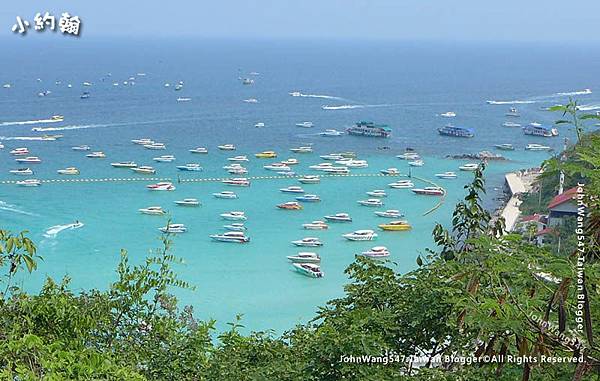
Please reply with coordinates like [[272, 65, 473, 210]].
[[71, 145, 91, 151], [396, 152, 420, 160], [213, 191, 238, 199], [224, 223, 246, 231], [10, 148, 29, 156], [323, 167, 350, 175], [218, 144, 236, 151], [412, 187, 445, 196], [440, 111, 456, 118], [132, 138, 154, 145], [15, 156, 41, 163], [309, 163, 334, 171], [321, 154, 344, 161], [360, 246, 390, 259], [380, 168, 400, 175], [292, 237, 323, 247], [228, 168, 248, 175], [147, 182, 175, 191], [139, 206, 166, 215], [176, 163, 203, 171], [16, 179, 41, 187], [177, 97, 191, 102], [435, 171, 458, 179], [298, 175, 320, 184], [281, 158, 299, 165], [144, 142, 166, 150], [264, 163, 291, 171], [280, 186, 305, 194], [228, 155, 249, 162], [296, 194, 321, 202], [459, 163, 479, 171], [323, 213, 352, 222], [222, 178, 250, 187], [293, 263, 324, 278], [505, 107, 520, 117], [223, 163, 244, 170], [9, 168, 33, 176], [153, 155, 176, 162], [319, 129, 344, 137], [366, 190, 387, 197], [290, 146, 313, 153], [132, 166, 156, 174], [57, 167, 80, 175], [502, 121, 522, 128], [243, 98, 258, 103], [374, 209, 404, 218], [287, 252, 320, 263], [302, 221, 328, 230], [408, 160, 424, 167], [159, 223, 187, 234], [358, 199, 384, 207], [525, 144, 552, 151], [388, 180, 414, 189], [2, 83, 11, 88], [343, 230, 378, 241], [175, 198, 200, 207], [295, 121, 314, 128], [343, 160, 368, 168], [86, 152, 106, 158], [254, 122, 265, 128], [494, 144, 515, 151], [111, 161, 137, 168], [210, 231, 250, 243], [189, 147, 208, 154], [220, 211, 247, 221]]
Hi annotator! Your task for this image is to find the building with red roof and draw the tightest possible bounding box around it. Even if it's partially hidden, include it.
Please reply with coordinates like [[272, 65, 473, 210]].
[[547, 187, 579, 226]]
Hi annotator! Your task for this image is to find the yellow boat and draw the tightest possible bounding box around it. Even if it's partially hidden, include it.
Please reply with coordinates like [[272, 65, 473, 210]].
[[378, 220, 412, 231], [255, 150, 277, 158]]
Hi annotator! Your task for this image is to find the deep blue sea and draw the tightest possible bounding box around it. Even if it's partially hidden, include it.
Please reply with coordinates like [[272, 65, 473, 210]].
[[1, 38, 599, 333]]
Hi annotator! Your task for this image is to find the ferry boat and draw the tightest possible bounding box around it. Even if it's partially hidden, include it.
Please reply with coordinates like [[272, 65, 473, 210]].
[[380, 168, 400, 175], [293, 263, 324, 278], [287, 252, 320, 263], [153, 155, 176, 162], [412, 187, 445, 196], [502, 121, 522, 128], [9, 168, 33, 176], [298, 175, 320, 184], [360, 246, 390, 259], [292, 237, 323, 247], [302, 221, 328, 230], [264, 163, 291, 171], [522, 123, 555, 137], [358, 199, 383, 207], [408, 160, 425, 167], [366, 190, 387, 197], [343, 230, 378, 241], [144, 142, 166, 150], [319, 129, 345, 137], [295, 121, 314, 128], [277, 201, 303, 210], [57, 167, 80, 175], [255, 151, 277, 158], [139, 206, 166, 215], [10, 148, 29, 156], [525, 143, 552, 151], [132, 138, 154, 145], [388, 180, 414, 189], [15, 156, 41, 163], [281, 158, 299, 166], [346, 121, 391, 138], [374, 210, 404, 218], [437, 125, 475, 138], [223, 223, 246, 231], [218, 144, 236, 151], [396, 152, 421, 160], [72, 145, 91, 151], [86, 152, 106, 158], [378, 220, 412, 231], [222, 178, 250, 187], [459, 163, 479, 171], [505, 107, 520, 117], [440, 112, 456, 118], [210, 231, 250, 243], [324, 213, 352, 222], [220, 211, 247, 221], [174, 198, 200, 207], [290, 146, 313, 153], [16, 179, 41, 187], [494, 143, 515, 151], [159, 224, 187, 234], [189, 147, 208, 154], [111, 161, 137, 168], [228, 155, 249, 162], [435, 171, 458, 179], [213, 191, 238, 199], [177, 163, 203, 171], [146, 182, 175, 191], [280, 186, 305, 194], [132, 166, 156, 174], [296, 194, 321, 202]]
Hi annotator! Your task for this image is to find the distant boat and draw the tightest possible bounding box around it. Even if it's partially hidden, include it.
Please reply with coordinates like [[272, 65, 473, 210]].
[[438, 124, 474, 138], [505, 107, 520, 117], [502, 121, 522, 128], [295, 121, 313, 128], [522, 123, 556, 137], [525, 144, 552, 151], [346, 121, 391, 138], [80, 92, 90, 99], [440, 111, 456, 118], [494, 143, 515, 151], [177, 97, 191, 102]]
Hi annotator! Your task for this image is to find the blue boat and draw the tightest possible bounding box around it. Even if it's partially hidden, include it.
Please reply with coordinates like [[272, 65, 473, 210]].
[[437, 124, 474, 138], [296, 194, 321, 202]]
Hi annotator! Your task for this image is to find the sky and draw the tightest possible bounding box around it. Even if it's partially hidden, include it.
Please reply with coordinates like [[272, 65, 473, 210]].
[[1, 0, 599, 42]]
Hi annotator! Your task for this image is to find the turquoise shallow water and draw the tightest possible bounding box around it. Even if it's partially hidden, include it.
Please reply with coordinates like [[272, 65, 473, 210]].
[[1, 39, 599, 333]]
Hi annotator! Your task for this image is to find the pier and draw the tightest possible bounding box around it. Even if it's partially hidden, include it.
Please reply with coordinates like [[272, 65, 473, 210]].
[[500, 170, 539, 232]]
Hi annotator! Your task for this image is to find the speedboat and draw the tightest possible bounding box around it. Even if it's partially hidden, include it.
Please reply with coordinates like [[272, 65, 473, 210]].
[[228, 167, 248, 175], [290, 146, 313, 153], [287, 252, 320, 263], [289, 91, 301, 96], [159, 223, 187, 234], [494, 144, 515, 151], [132, 138, 154, 145], [86, 152, 106, 158], [189, 147, 208, 154], [323, 167, 350, 175], [396, 152, 420, 160], [295, 121, 314, 128], [374, 209, 404, 218], [435, 171, 458, 179], [408, 160, 424, 167], [10, 168, 33, 176], [412, 187, 445, 196], [264, 163, 291, 171], [111, 161, 137, 168], [505, 107, 520, 117], [10, 148, 29, 156], [17, 179, 41, 187], [358, 199, 383, 207], [343, 160, 368, 168], [146, 182, 175, 191], [298, 175, 320, 184], [220, 211, 247, 221], [380, 168, 400, 175], [277, 201, 303, 210], [502, 121, 521, 128], [57, 167, 80, 175], [293, 263, 324, 278], [440, 111, 456, 118], [343, 230, 378, 241], [525, 144, 552, 151], [319, 129, 344, 137], [132, 166, 156, 174], [153, 155, 176, 162], [280, 186, 305, 194], [302, 221, 328, 230], [388, 180, 414, 189], [72, 145, 91, 151], [320, 154, 344, 161], [292, 237, 323, 247], [15, 156, 41, 163], [309, 163, 333, 171], [228, 155, 249, 162], [222, 178, 250, 187], [144, 142, 166, 150], [243, 98, 258, 103], [254, 122, 265, 128], [223, 163, 244, 170], [139, 206, 166, 215], [360, 246, 390, 259], [177, 163, 203, 171], [366, 190, 387, 198], [175, 198, 200, 207], [281, 158, 299, 166], [210, 231, 250, 243], [223, 223, 246, 231], [255, 151, 277, 158], [296, 194, 320, 202], [213, 191, 238, 199], [324, 213, 352, 222], [218, 144, 236, 151], [378, 220, 412, 231], [177, 97, 191, 102], [459, 163, 479, 171]]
